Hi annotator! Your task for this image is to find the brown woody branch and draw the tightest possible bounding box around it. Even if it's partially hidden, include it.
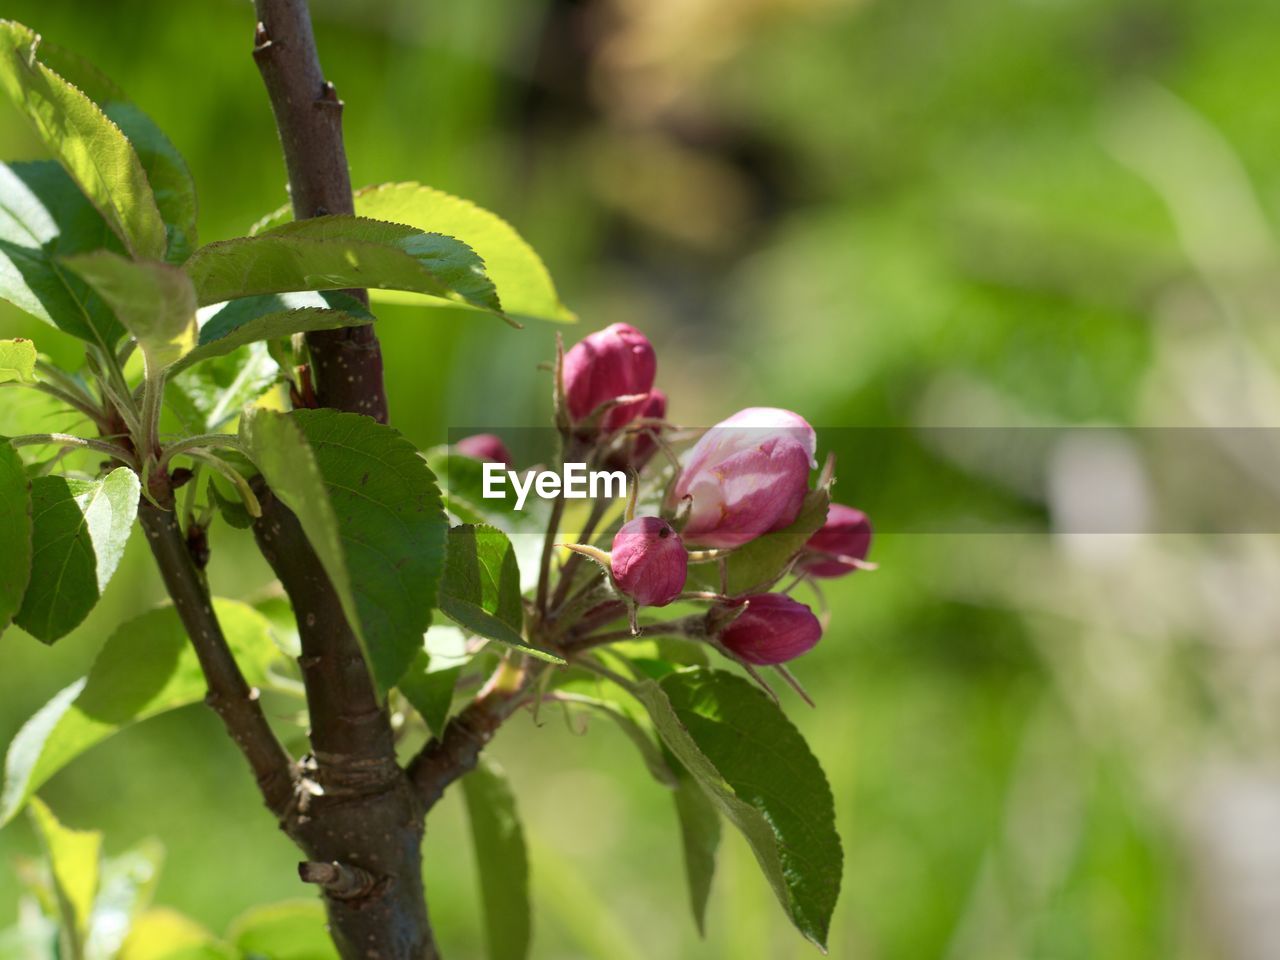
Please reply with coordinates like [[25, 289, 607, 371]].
[[137, 496, 296, 821], [251, 0, 387, 423]]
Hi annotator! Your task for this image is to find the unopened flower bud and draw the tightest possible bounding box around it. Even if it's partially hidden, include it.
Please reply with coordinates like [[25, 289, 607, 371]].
[[455, 433, 512, 467], [563, 323, 656, 432], [718, 593, 821, 665], [674, 407, 816, 549], [611, 516, 687, 607], [798, 504, 872, 578]]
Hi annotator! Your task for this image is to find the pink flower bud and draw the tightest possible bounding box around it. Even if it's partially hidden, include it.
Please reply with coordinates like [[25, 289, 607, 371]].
[[611, 516, 688, 607], [674, 407, 816, 549], [455, 433, 512, 467], [563, 323, 657, 431], [719, 593, 822, 665], [798, 504, 872, 578]]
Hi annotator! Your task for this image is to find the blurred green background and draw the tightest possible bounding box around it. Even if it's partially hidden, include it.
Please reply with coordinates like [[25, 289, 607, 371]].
[[5, 0, 1280, 956]]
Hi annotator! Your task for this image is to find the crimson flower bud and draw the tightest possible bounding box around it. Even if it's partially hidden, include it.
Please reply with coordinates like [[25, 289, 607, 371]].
[[455, 433, 512, 467], [674, 407, 816, 549], [718, 593, 822, 665], [798, 504, 872, 578], [611, 516, 687, 607], [563, 323, 657, 432]]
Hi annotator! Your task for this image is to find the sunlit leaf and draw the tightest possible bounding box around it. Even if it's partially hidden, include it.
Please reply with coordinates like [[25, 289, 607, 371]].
[[119, 908, 234, 960], [15, 467, 139, 643], [355, 182, 573, 324], [86, 838, 164, 960], [0, 600, 280, 825], [0, 338, 36, 382], [29, 797, 101, 958], [0, 21, 166, 259], [185, 216, 504, 319]]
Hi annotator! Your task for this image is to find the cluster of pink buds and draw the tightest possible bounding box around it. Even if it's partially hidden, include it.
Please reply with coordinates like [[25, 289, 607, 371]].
[[455, 322, 874, 671]]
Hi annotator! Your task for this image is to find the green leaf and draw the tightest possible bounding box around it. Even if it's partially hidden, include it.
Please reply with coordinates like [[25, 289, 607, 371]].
[[440, 524, 556, 661], [0, 599, 280, 825], [29, 797, 101, 958], [184, 216, 504, 319], [630, 668, 842, 949], [172, 291, 372, 374], [0, 161, 126, 346], [104, 103, 197, 263], [61, 251, 196, 371], [0, 443, 32, 634], [241, 408, 448, 692], [25, 37, 200, 264], [462, 759, 531, 960], [672, 761, 721, 936], [355, 182, 573, 324], [15, 467, 140, 644], [0, 337, 36, 382], [551, 683, 676, 786], [227, 901, 337, 960], [0, 22, 166, 260], [87, 838, 164, 960]]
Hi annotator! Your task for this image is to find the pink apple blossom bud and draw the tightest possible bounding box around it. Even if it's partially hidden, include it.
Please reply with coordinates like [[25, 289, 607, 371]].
[[563, 323, 657, 431], [611, 516, 688, 607], [455, 433, 513, 467], [798, 504, 872, 578], [718, 593, 822, 665], [674, 407, 817, 549]]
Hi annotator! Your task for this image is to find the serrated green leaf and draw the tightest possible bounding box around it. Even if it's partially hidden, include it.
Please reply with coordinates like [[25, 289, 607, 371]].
[[0, 161, 126, 346], [185, 216, 504, 319], [440, 524, 550, 659], [672, 760, 721, 936], [462, 759, 531, 960], [241, 408, 448, 692], [0, 21, 166, 260], [103, 103, 197, 263], [631, 668, 842, 949], [0, 443, 32, 634], [0, 337, 36, 382], [15, 467, 139, 643], [355, 182, 573, 324], [26, 37, 200, 264], [62, 251, 196, 372], [227, 901, 337, 960], [0, 599, 280, 826], [29, 797, 101, 958]]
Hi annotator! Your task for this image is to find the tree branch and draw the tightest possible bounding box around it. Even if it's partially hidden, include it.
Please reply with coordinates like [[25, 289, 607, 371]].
[[137, 498, 296, 821], [251, 0, 387, 422]]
